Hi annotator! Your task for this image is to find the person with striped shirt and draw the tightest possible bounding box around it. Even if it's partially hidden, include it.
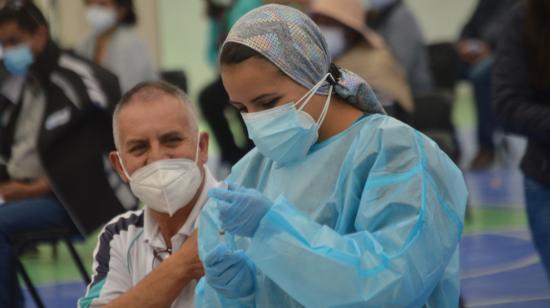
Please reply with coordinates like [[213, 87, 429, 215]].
[[80, 81, 220, 308]]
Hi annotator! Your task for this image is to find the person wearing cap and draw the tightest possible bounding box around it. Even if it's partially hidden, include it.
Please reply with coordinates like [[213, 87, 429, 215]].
[[366, 0, 434, 96], [310, 0, 414, 121], [195, 4, 467, 307]]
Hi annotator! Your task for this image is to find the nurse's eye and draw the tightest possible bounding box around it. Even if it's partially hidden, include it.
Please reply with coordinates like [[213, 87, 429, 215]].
[[260, 97, 280, 110], [230, 102, 247, 113], [236, 106, 248, 113]]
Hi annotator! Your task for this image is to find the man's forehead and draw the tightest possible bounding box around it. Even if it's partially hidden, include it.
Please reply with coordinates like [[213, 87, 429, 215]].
[[116, 95, 195, 138], [119, 94, 188, 118]]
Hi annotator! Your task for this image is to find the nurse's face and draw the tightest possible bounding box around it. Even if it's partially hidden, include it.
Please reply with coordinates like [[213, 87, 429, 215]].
[[221, 57, 325, 120]]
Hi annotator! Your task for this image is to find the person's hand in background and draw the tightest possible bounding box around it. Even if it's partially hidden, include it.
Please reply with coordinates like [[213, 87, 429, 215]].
[[457, 39, 491, 64], [0, 177, 49, 202]]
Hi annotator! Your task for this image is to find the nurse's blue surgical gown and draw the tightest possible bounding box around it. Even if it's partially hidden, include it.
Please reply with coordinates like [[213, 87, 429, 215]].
[[196, 113, 467, 307]]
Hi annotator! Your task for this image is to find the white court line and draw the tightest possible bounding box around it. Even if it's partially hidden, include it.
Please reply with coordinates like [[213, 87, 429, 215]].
[[479, 230, 531, 241], [466, 294, 550, 307], [461, 254, 540, 279], [462, 231, 540, 279], [463, 228, 531, 241]]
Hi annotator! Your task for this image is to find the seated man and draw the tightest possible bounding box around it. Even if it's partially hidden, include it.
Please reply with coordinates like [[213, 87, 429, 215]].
[[0, 2, 131, 307], [79, 81, 218, 307]]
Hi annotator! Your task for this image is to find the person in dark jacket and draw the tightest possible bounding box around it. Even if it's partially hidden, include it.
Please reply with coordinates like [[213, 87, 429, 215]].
[[0, 2, 136, 307], [457, 0, 517, 170], [493, 0, 550, 282], [197, 0, 259, 169]]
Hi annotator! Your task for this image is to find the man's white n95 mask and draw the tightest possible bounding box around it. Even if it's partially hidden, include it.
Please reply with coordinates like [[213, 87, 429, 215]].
[[117, 136, 203, 216]]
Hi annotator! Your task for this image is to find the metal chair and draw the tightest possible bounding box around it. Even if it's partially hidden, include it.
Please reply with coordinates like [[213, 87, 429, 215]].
[[10, 227, 90, 308]]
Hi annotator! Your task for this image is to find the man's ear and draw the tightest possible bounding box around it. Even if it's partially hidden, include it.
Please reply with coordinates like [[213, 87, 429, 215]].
[[109, 151, 129, 183], [198, 132, 209, 165]]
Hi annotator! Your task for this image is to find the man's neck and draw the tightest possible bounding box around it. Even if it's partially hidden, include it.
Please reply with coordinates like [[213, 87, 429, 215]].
[[150, 174, 206, 248]]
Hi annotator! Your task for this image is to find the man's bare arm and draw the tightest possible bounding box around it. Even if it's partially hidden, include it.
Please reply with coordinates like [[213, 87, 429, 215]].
[[105, 231, 204, 308]]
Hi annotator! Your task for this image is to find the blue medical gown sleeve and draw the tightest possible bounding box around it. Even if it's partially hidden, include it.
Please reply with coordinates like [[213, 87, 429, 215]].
[[245, 130, 467, 307]]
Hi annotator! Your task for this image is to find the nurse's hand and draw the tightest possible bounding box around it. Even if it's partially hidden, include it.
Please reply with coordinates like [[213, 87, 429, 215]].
[[208, 183, 272, 237], [204, 244, 256, 299]]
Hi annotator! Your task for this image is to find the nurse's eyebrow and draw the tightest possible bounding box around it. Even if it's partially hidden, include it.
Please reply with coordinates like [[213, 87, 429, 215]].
[[250, 93, 278, 104], [229, 93, 278, 106]]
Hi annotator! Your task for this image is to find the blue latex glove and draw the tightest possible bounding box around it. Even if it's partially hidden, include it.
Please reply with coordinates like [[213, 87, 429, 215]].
[[204, 244, 256, 299], [208, 183, 272, 237]]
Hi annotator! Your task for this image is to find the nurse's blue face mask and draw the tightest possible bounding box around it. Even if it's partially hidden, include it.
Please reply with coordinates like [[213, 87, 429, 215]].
[[3, 44, 34, 76], [241, 73, 334, 165]]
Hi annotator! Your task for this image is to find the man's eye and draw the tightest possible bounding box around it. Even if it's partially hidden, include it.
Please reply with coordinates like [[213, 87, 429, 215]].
[[129, 145, 146, 154], [166, 137, 182, 145]]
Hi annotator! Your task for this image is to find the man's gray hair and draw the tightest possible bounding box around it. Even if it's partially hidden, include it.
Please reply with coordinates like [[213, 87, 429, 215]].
[[112, 80, 198, 150]]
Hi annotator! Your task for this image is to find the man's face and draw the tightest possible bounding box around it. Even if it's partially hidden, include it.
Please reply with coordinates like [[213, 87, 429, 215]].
[[109, 94, 209, 183], [0, 21, 46, 57]]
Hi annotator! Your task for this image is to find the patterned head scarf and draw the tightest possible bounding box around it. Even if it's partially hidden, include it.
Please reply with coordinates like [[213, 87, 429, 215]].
[[221, 4, 385, 114]]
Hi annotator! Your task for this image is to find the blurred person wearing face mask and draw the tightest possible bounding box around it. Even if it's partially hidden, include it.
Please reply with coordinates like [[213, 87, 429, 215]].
[[79, 81, 220, 308], [311, 0, 414, 121], [365, 0, 433, 96], [77, 0, 158, 92], [0, 1, 131, 307]]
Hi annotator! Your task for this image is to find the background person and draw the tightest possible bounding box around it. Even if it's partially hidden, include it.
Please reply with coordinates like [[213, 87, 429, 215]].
[[493, 0, 550, 283], [365, 0, 433, 95], [77, 0, 157, 92], [0, 1, 132, 307], [198, 0, 260, 168], [310, 0, 414, 121], [457, 0, 517, 170]]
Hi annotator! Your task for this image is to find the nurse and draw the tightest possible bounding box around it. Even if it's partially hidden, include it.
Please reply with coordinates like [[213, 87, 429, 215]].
[[197, 4, 467, 307]]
